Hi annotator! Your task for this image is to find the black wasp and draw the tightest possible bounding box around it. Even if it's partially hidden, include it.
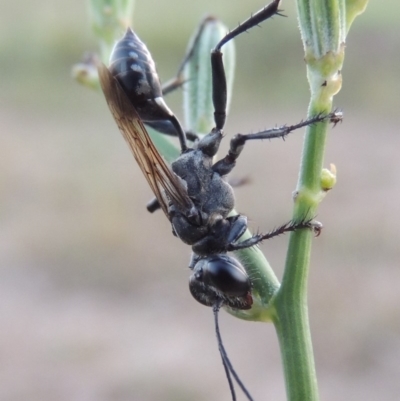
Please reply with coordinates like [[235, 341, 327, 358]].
[[98, 0, 339, 399]]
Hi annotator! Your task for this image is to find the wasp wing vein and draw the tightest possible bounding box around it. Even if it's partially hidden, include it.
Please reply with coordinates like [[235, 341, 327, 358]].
[[98, 63, 193, 219]]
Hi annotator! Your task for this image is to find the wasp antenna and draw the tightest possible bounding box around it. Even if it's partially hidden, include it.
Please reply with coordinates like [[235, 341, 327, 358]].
[[213, 301, 237, 401], [213, 302, 255, 401]]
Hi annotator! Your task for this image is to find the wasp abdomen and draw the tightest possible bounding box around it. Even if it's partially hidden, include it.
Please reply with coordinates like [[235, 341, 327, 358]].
[[109, 28, 163, 105], [107, 27, 187, 147]]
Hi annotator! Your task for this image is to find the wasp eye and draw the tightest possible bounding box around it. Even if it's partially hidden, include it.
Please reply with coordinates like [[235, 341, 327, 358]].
[[192, 255, 250, 297], [188, 255, 252, 310], [202, 255, 250, 297]]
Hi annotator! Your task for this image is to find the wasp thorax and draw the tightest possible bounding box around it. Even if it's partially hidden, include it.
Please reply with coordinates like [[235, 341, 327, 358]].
[[109, 27, 163, 105]]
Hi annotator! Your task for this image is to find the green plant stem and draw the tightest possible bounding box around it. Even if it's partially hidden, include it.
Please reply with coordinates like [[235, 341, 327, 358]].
[[228, 225, 280, 322], [272, 104, 330, 401], [269, 0, 356, 396], [271, 67, 335, 401], [271, 0, 369, 390], [274, 230, 317, 401]]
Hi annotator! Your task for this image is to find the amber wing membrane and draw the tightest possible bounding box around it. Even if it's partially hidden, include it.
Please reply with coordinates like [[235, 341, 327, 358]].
[[97, 63, 193, 218]]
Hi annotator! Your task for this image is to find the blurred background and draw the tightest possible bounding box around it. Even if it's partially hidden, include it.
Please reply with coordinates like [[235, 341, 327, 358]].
[[1, 0, 399, 400]]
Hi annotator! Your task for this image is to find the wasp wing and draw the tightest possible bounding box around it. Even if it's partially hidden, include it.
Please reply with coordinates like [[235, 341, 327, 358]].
[[98, 63, 194, 218]]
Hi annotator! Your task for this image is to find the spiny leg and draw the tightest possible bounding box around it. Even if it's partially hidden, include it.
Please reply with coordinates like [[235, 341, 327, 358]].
[[211, 0, 282, 130], [227, 219, 323, 252], [212, 111, 342, 176]]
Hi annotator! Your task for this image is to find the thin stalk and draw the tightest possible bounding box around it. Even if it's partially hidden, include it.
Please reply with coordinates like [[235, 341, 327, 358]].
[[272, 1, 368, 400]]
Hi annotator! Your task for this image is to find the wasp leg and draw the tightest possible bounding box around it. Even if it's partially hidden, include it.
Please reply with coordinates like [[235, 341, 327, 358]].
[[189, 253, 201, 270], [190, 215, 247, 256], [146, 197, 161, 213], [212, 111, 342, 176], [211, 0, 282, 130], [144, 121, 199, 142], [146, 18, 212, 143], [227, 219, 323, 251]]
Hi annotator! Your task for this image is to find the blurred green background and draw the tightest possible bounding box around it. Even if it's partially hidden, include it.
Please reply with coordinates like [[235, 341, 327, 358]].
[[1, 0, 400, 400]]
